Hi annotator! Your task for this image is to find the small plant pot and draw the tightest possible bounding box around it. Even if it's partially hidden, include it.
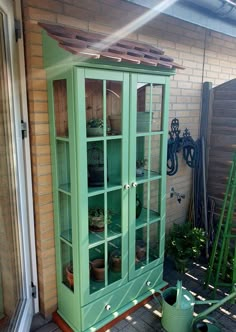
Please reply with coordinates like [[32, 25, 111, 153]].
[[90, 259, 105, 281], [136, 166, 144, 177], [87, 127, 103, 137], [66, 264, 74, 287], [175, 257, 188, 273], [89, 216, 104, 232], [109, 250, 121, 272]]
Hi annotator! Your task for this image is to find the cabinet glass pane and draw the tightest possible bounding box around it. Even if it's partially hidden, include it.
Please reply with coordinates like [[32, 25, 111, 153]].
[[59, 192, 72, 243], [61, 242, 73, 291], [136, 180, 160, 228], [137, 83, 163, 133], [88, 194, 105, 243], [87, 142, 105, 188], [136, 136, 148, 179], [89, 244, 105, 294], [108, 189, 122, 237], [108, 238, 122, 284], [53, 79, 69, 137], [150, 180, 161, 219], [150, 134, 162, 175], [151, 85, 163, 132], [57, 141, 70, 192], [135, 227, 147, 269], [107, 140, 122, 187], [86, 79, 123, 137], [149, 222, 160, 263], [107, 81, 122, 135]]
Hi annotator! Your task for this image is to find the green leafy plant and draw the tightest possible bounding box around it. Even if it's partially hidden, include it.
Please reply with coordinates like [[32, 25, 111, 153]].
[[87, 118, 104, 128], [88, 207, 112, 230], [166, 222, 205, 272]]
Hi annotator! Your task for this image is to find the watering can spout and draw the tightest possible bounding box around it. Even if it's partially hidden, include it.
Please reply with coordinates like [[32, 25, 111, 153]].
[[176, 280, 182, 309]]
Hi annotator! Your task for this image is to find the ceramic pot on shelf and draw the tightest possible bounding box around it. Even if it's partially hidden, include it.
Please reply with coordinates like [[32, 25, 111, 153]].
[[90, 258, 105, 281]]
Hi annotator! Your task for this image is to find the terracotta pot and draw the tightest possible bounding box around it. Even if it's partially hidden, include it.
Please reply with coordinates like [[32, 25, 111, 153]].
[[89, 216, 104, 232], [66, 264, 74, 287], [90, 259, 105, 281]]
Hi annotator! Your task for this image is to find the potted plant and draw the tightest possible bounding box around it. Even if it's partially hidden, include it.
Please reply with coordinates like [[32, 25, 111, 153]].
[[66, 263, 73, 288], [88, 207, 112, 232], [136, 159, 147, 177], [166, 222, 205, 272], [87, 118, 104, 136], [109, 250, 121, 272]]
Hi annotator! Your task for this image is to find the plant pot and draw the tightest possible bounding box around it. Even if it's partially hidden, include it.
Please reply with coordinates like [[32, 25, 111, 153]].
[[136, 166, 144, 177], [66, 264, 73, 287], [89, 216, 104, 232], [87, 127, 103, 137], [109, 250, 121, 272], [175, 257, 188, 273], [90, 259, 105, 281]]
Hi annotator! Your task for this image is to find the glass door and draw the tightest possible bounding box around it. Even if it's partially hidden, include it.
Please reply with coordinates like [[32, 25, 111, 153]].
[[76, 69, 130, 304], [0, 1, 34, 331], [129, 74, 169, 279]]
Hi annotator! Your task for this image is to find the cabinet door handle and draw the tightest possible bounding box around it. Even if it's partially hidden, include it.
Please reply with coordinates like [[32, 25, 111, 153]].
[[124, 184, 130, 190], [132, 182, 137, 187]]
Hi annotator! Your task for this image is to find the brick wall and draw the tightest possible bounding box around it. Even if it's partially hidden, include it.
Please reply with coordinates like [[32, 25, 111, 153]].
[[21, 0, 236, 316]]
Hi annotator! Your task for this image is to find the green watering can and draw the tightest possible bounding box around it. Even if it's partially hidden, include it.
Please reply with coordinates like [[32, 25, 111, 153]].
[[157, 280, 236, 332]]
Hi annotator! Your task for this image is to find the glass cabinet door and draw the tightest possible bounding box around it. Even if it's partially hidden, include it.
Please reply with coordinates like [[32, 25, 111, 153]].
[[51, 76, 75, 291], [77, 69, 129, 303], [129, 75, 168, 279]]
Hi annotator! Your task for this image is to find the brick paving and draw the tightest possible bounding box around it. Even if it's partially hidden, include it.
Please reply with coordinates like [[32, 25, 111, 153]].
[[31, 258, 236, 331]]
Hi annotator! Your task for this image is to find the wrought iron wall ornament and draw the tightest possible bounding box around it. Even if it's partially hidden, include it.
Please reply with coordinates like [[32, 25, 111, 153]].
[[167, 118, 198, 176]]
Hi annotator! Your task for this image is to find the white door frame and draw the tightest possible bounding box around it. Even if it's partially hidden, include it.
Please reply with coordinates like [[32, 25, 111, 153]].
[[0, 0, 38, 330]]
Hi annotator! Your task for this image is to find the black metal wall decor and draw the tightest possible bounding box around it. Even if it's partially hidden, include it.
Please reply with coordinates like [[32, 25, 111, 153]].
[[167, 118, 199, 176]]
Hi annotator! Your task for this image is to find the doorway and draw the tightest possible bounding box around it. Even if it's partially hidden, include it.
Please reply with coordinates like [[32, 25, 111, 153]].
[[0, 1, 36, 331]]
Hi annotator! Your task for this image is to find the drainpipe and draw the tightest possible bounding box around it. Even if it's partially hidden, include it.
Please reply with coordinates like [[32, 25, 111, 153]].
[[185, 0, 236, 21]]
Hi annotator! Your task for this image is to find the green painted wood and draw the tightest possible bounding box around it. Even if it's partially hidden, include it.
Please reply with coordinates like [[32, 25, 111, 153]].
[[81, 263, 164, 331], [45, 44, 172, 329], [47, 69, 81, 329]]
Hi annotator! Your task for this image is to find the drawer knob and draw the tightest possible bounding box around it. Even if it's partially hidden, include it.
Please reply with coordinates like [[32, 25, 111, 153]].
[[146, 281, 151, 286], [105, 304, 111, 311]]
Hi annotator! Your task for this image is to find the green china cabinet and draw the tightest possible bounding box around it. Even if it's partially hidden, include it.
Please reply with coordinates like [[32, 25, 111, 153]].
[[43, 30, 175, 331]]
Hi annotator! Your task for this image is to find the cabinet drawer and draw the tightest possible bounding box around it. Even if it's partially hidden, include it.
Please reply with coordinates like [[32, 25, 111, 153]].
[[81, 264, 164, 331]]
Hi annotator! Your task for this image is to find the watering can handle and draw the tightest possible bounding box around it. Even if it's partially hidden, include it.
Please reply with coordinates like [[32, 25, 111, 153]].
[[153, 292, 163, 307]]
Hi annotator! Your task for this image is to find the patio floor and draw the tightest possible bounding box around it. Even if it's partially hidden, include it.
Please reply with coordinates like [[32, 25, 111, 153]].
[[30, 258, 236, 332]]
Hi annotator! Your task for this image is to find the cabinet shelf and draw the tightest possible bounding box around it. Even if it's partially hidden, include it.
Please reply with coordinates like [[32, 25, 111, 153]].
[[61, 228, 72, 243], [58, 184, 71, 194], [60, 235, 72, 247], [89, 218, 122, 246], [56, 137, 69, 142], [88, 184, 122, 196], [136, 171, 161, 183]]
